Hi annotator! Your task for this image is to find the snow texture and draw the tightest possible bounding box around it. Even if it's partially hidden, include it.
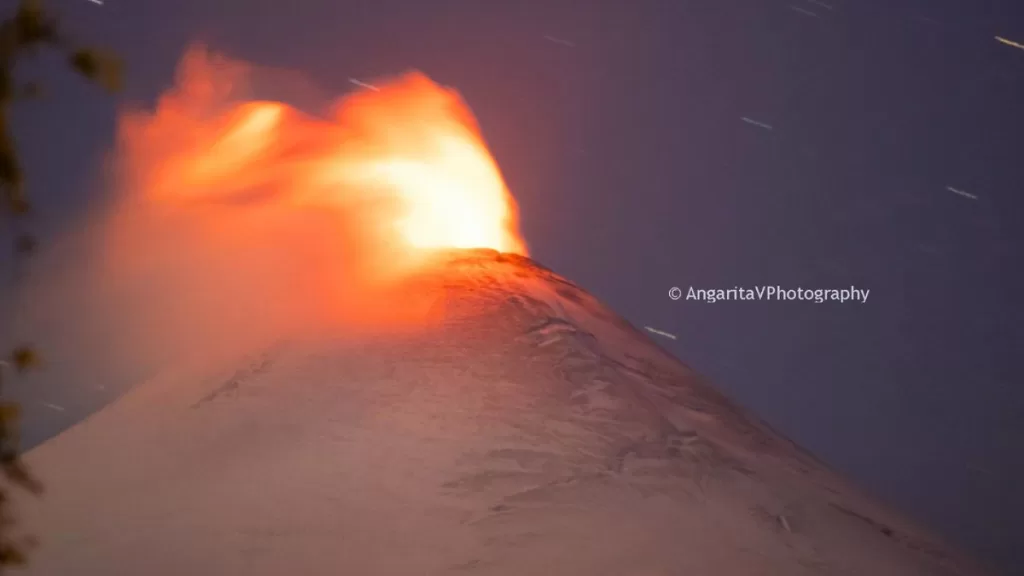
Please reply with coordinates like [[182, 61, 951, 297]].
[[15, 249, 989, 575]]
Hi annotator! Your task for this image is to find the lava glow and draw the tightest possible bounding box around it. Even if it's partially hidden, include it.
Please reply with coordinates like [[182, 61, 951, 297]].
[[8, 46, 534, 395], [75, 45, 532, 338], [328, 75, 527, 254], [115, 46, 527, 257]]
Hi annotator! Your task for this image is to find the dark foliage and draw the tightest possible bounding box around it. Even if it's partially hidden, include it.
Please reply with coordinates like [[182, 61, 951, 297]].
[[0, 0, 122, 570]]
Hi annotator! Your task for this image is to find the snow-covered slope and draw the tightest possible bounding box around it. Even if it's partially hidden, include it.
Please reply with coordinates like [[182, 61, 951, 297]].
[[16, 249, 988, 575]]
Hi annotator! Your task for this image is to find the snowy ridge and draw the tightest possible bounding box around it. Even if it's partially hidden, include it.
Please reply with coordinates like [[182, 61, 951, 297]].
[[16, 249, 989, 575]]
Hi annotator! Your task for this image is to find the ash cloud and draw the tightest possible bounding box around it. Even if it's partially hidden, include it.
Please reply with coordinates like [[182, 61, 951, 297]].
[[3, 46, 488, 419]]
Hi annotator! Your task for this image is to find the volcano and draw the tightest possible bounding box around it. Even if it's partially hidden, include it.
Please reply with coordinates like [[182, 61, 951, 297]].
[[7, 45, 991, 575], [15, 249, 986, 576]]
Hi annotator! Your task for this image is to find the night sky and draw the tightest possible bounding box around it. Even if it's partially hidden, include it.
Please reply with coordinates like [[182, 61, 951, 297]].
[[4, 0, 1023, 573]]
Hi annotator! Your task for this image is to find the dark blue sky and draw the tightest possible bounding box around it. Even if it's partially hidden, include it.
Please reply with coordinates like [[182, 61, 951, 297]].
[[4, 0, 1023, 573]]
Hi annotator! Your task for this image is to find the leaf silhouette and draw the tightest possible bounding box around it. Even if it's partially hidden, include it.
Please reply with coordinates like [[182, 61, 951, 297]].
[[0, 1, 123, 570], [70, 48, 122, 93]]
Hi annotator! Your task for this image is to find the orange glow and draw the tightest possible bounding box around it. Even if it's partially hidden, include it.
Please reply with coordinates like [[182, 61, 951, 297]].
[[92, 46, 529, 333], [7, 45, 534, 383], [326, 73, 527, 254], [116, 47, 527, 257]]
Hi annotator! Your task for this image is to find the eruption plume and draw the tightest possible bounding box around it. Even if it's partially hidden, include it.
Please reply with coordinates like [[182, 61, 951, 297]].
[[6, 46, 527, 418], [116, 47, 526, 256]]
